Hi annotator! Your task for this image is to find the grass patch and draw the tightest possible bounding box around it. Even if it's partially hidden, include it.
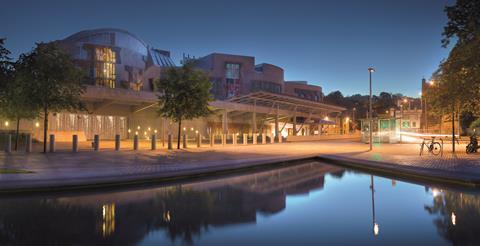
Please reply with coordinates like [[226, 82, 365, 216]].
[[0, 169, 34, 174]]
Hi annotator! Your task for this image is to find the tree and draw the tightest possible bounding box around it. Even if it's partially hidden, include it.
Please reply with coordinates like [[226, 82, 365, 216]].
[[15, 42, 86, 153], [428, 0, 480, 150], [1, 73, 39, 150], [324, 91, 345, 106], [434, 0, 480, 115], [442, 0, 480, 48], [0, 38, 12, 107], [156, 61, 213, 149]]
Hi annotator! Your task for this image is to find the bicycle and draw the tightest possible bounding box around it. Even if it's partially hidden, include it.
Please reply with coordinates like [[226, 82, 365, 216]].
[[420, 137, 442, 156]]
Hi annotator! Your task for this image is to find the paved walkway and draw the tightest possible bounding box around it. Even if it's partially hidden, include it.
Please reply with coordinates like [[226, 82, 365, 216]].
[[0, 140, 479, 192]]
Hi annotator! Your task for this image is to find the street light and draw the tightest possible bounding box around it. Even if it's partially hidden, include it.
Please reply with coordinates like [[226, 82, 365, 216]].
[[368, 67, 375, 151]]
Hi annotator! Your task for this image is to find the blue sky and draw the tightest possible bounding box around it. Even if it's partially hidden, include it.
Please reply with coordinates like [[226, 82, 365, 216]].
[[1, 0, 454, 96]]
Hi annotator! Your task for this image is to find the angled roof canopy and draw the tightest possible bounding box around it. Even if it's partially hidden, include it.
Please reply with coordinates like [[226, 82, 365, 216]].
[[228, 91, 345, 117]]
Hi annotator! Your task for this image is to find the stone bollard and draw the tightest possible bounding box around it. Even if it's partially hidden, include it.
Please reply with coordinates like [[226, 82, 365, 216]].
[[168, 134, 172, 150], [262, 133, 266, 144], [243, 133, 248, 145], [4, 134, 11, 153], [93, 134, 99, 151], [151, 134, 157, 150], [197, 133, 201, 148], [183, 134, 187, 148], [25, 134, 32, 153], [49, 134, 55, 153], [253, 133, 257, 145], [232, 133, 237, 145], [115, 134, 120, 151], [72, 135, 78, 153], [133, 135, 138, 150]]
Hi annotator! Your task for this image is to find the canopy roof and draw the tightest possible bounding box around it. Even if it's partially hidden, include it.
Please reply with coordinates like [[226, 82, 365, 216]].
[[228, 91, 345, 116]]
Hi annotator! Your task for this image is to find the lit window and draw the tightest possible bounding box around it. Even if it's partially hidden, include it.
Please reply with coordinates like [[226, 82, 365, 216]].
[[94, 47, 116, 88], [225, 63, 240, 79]]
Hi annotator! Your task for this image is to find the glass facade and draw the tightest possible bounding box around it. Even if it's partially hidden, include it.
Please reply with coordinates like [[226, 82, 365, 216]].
[[252, 80, 282, 94], [225, 63, 240, 98], [94, 47, 116, 88], [49, 113, 127, 140], [294, 88, 320, 101]]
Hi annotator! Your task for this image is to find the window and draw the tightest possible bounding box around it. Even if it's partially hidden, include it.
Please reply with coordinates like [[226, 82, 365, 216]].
[[225, 63, 240, 98], [252, 81, 281, 94], [294, 88, 320, 101], [225, 63, 240, 79], [94, 47, 116, 88]]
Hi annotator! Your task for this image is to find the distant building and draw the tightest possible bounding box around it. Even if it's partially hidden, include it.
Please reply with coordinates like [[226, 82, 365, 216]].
[[284, 81, 322, 102], [0, 28, 345, 142]]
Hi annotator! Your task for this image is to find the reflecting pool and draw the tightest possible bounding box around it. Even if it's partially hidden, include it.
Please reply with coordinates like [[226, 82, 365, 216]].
[[0, 161, 479, 245]]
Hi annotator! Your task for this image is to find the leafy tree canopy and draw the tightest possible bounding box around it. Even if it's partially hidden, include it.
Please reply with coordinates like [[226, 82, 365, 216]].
[[156, 61, 213, 148], [15, 42, 86, 152], [429, 0, 480, 116], [16, 42, 86, 113], [156, 61, 213, 122]]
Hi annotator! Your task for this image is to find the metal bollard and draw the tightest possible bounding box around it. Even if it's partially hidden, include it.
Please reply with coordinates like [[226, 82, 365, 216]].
[[278, 135, 282, 143], [253, 133, 257, 144], [4, 134, 11, 153], [243, 133, 247, 145], [221, 134, 226, 146], [151, 134, 157, 150], [49, 134, 55, 153], [25, 134, 32, 153], [168, 134, 172, 150], [210, 134, 214, 147], [183, 134, 187, 148], [93, 134, 99, 151], [197, 133, 201, 148], [133, 135, 138, 150], [115, 134, 120, 151], [232, 133, 237, 145], [72, 135, 78, 152], [262, 133, 266, 144]]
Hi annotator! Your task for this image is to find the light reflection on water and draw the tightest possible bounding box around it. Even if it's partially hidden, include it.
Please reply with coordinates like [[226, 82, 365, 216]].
[[0, 161, 479, 245]]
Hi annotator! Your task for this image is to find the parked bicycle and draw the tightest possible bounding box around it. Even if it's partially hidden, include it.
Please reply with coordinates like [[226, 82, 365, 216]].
[[420, 137, 443, 156], [466, 134, 479, 154]]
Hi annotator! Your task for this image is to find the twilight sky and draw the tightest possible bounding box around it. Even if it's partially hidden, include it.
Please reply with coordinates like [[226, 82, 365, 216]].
[[1, 0, 454, 97]]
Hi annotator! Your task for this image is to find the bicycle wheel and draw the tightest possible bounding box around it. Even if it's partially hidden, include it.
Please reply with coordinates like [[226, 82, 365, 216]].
[[431, 142, 442, 155]]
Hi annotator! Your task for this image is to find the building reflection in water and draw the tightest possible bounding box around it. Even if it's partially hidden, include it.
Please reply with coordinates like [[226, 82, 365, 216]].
[[2, 162, 480, 245], [101, 203, 115, 237], [0, 161, 343, 245]]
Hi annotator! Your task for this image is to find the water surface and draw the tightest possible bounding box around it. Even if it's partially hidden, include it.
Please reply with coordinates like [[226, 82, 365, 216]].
[[0, 161, 478, 245]]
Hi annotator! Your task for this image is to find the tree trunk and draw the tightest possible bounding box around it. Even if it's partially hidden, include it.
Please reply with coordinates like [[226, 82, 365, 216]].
[[14, 117, 20, 151], [43, 107, 48, 153], [177, 119, 182, 149]]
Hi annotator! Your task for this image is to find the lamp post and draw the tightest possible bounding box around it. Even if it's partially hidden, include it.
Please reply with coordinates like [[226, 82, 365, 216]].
[[368, 67, 375, 151], [353, 107, 357, 132]]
